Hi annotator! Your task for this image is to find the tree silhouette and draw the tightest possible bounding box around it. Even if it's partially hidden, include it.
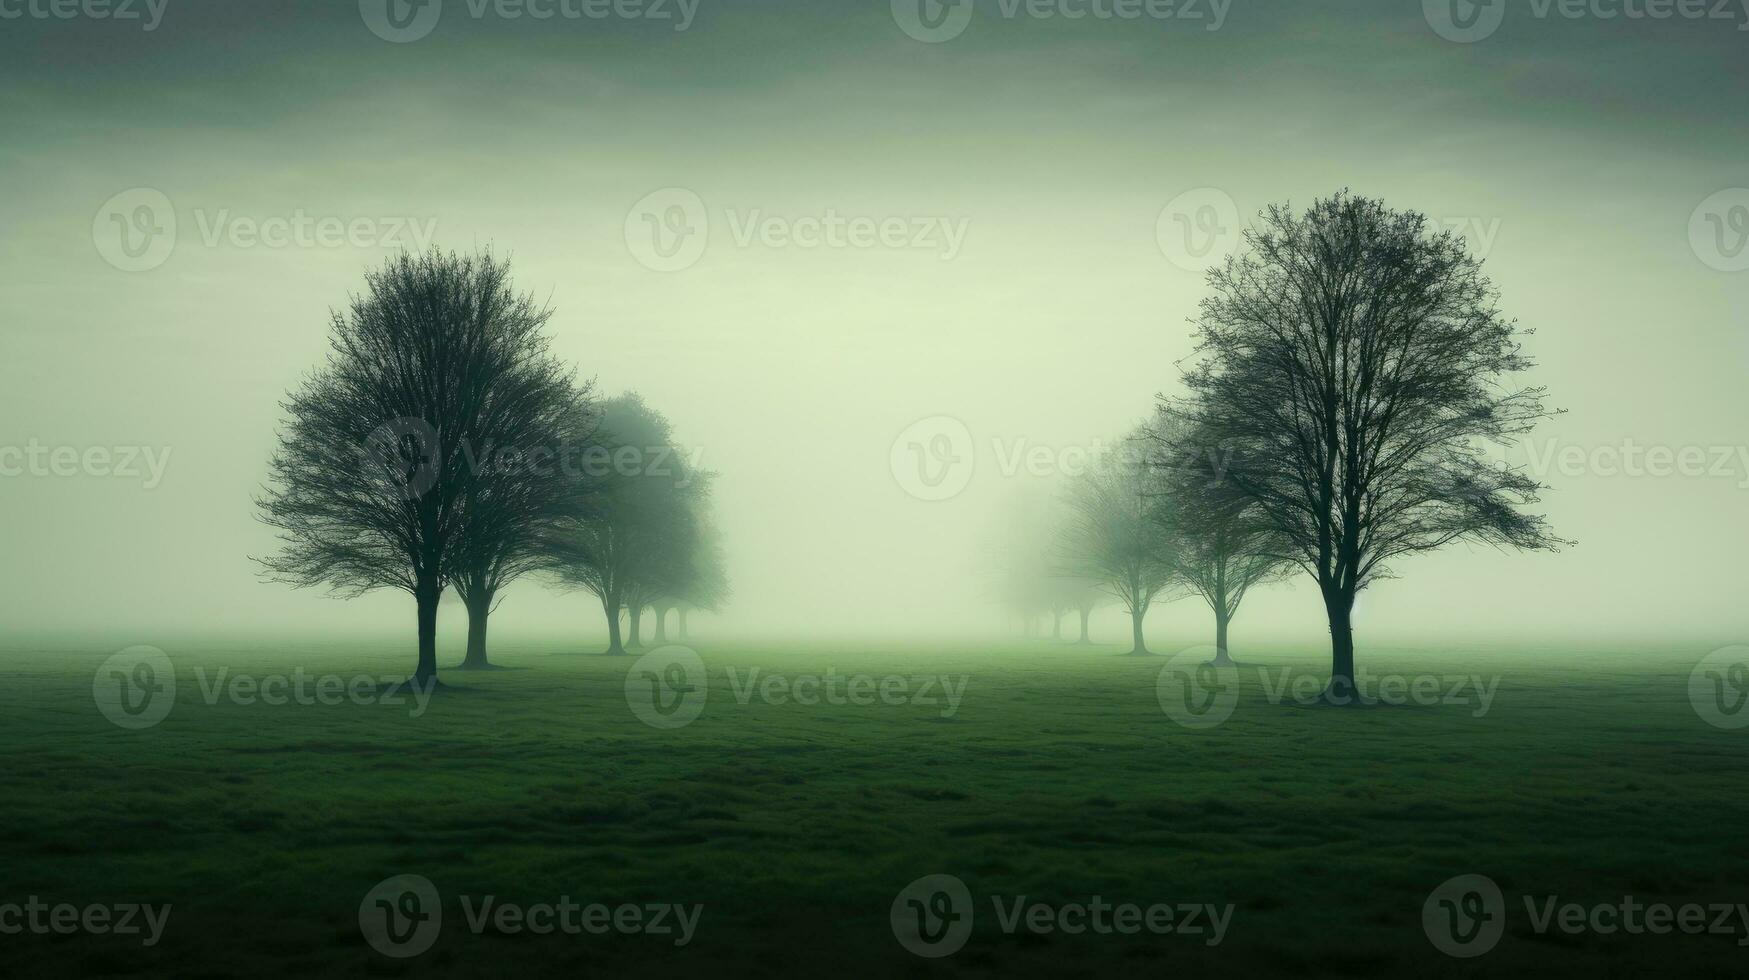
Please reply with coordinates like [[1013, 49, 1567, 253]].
[[1172, 193, 1567, 699], [256, 249, 575, 682]]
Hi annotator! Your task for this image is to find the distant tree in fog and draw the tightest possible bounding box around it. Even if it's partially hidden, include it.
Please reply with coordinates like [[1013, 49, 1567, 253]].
[[667, 510, 729, 643], [1058, 429, 1182, 655], [543, 393, 700, 655]]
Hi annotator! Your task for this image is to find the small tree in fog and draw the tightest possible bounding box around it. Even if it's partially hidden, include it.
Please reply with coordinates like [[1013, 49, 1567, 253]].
[[1058, 430, 1181, 655], [660, 498, 729, 644], [1172, 192, 1566, 699], [1059, 576, 1105, 645], [1149, 420, 1291, 666], [257, 249, 576, 682]]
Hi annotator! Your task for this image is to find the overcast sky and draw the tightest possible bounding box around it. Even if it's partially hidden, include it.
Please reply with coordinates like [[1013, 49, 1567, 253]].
[[2, 0, 1745, 650]]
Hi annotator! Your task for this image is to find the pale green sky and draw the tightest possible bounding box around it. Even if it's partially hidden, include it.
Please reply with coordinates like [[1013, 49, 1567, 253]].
[[1, 1, 1745, 648]]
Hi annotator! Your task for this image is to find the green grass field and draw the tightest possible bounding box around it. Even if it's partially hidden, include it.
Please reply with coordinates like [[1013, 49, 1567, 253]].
[[2, 639, 1746, 977]]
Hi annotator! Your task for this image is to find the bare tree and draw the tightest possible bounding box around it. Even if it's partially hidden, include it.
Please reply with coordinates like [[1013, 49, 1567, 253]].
[[1058, 429, 1182, 655], [1149, 420, 1291, 666], [1172, 192, 1567, 699], [256, 249, 575, 682]]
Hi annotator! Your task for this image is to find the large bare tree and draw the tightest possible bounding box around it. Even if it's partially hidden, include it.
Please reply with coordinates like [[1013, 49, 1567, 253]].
[[257, 249, 576, 682], [1171, 193, 1567, 700]]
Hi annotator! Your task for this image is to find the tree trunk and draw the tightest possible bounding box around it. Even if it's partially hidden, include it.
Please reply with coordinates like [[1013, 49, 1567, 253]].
[[653, 605, 669, 644], [1211, 605, 1233, 667], [1127, 606, 1149, 655], [1051, 611, 1062, 641], [1077, 608, 1091, 644], [414, 577, 440, 682], [458, 588, 495, 670], [678, 607, 690, 641], [602, 595, 626, 655], [1324, 592, 1358, 703], [626, 605, 644, 649]]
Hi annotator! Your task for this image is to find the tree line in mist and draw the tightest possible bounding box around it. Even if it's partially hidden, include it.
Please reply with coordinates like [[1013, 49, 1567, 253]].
[[997, 192, 1569, 702], [254, 250, 728, 684]]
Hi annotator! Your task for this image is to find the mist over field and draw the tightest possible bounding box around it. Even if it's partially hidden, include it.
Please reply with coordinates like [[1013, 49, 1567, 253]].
[[2, 0, 1745, 653]]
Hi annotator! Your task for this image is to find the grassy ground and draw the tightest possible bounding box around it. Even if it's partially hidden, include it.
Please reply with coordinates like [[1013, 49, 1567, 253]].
[[1, 637, 1746, 977]]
